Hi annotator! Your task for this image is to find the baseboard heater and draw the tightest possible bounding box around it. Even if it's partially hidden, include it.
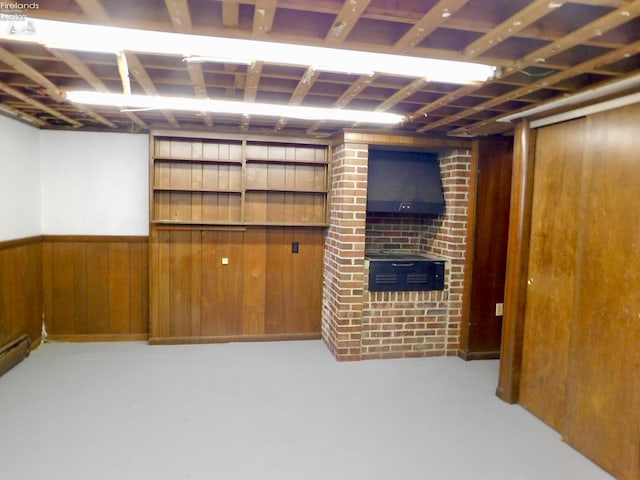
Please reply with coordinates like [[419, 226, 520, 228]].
[[0, 335, 31, 378]]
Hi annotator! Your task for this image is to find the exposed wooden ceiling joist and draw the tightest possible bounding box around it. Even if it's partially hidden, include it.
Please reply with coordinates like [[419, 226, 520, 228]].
[[222, 1, 240, 28], [393, 0, 470, 53], [0, 0, 637, 136], [0, 80, 81, 127], [165, 0, 214, 127], [437, 40, 640, 135], [325, 0, 372, 45], [463, 0, 566, 59], [253, 0, 278, 35], [51, 50, 147, 130]]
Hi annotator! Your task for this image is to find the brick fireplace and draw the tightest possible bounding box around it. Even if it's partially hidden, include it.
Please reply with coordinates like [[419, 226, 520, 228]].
[[322, 137, 471, 361]]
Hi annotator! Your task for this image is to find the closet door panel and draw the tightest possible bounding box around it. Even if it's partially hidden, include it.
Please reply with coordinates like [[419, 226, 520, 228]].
[[519, 119, 586, 431], [563, 105, 640, 480]]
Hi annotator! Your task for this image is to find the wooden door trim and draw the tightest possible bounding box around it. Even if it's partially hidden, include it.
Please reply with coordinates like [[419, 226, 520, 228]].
[[458, 139, 479, 356], [496, 120, 536, 404]]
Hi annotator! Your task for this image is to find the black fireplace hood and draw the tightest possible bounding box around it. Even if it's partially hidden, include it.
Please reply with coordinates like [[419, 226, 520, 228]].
[[366, 149, 445, 215]]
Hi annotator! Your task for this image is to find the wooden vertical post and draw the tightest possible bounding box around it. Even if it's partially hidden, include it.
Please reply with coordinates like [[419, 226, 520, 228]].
[[496, 120, 535, 404]]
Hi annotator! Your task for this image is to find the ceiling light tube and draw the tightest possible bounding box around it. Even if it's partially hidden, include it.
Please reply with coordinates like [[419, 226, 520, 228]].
[[65, 91, 405, 125], [183, 55, 254, 65], [2, 18, 496, 84]]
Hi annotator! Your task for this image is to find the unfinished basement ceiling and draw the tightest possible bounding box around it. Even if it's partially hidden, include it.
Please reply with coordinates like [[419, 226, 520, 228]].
[[0, 0, 638, 137]]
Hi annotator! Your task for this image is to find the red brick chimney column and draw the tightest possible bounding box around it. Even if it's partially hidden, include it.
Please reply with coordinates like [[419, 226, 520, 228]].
[[322, 143, 369, 361]]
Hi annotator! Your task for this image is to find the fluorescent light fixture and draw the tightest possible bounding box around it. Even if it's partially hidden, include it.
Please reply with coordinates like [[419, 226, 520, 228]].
[[2, 18, 496, 84], [183, 56, 253, 65], [65, 90, 405, 124]]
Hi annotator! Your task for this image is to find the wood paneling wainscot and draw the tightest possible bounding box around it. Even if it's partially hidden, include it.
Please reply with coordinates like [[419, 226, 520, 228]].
[[0, 236, 43, 351], [42, 236, 149, 341], [149, 227, 323, 344]]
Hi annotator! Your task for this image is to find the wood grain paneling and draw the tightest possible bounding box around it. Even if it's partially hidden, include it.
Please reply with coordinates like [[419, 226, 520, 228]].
[[509, 103, 640, 479], [42, 236, 148, 340], [519, 119, 586, 431], [0, 237, 43, 350], [460, 136, 513, 359], [562, 105, 640, 480], [149, 227, 323, 344], [264, 228, 323, 334]]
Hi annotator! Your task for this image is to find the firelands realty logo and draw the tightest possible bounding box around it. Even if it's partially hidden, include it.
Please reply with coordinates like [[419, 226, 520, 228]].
[[0, 3, 39, 22]]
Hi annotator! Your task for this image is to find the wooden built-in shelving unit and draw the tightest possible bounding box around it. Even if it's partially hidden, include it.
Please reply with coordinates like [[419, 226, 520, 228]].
[[150, 132, 329, 228], [148, 130, 330, 345]]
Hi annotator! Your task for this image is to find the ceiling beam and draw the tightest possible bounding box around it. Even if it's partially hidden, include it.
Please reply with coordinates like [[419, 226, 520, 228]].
[[334, 74, 377, 109], [0, 45, 65, 102], [0, 102, 47, 127], [514, 0, 640, 68], [73, 0, 111, 23], [307, 73, 377, 133], [463, 0, 566, 59], [393, 0, 470, 53], [165, 0, 214, 127], [253, 0, 278, 35], [0, 80, 80, 127], [274, 66, 320, 131], [125, 53, 180, 128], [75, 0, 179, 129], [0, 45, 120, 128], [241, 60, 264, 130], [413, 1, 640, 134], [165, 0, 193, 30], [375, 78, 428, 112], [222, 1, 240, 28], [436, 40, 640, 135], [51, 50, 147, 130], [325, 0, 372, 45]]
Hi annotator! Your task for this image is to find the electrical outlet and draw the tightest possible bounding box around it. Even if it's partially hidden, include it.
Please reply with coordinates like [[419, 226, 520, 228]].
[[292, 242, 299, 254], [495, 303, 504, 316], [221, 257, 229, 265]]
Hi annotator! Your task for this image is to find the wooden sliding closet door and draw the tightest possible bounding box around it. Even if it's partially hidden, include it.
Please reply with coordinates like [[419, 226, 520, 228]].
[[519, 119, 586, 431], [562, 106, 640, 480], [519, 104, 640, 479]]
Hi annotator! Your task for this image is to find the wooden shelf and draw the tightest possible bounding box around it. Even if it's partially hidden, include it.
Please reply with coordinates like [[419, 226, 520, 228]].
[[246, 157, 327, 166], [152, 220, 327, 228], [245, 188, 327, 194], [152, 220, 247, 231], [151, 132, 330, 227], [154, 187, 242, 194], [244, 222, 329, 227], [153, 157, 242, 165]]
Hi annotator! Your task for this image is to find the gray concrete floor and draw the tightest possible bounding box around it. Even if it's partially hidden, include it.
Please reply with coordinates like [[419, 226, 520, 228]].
[[0, 341, 613, 480]]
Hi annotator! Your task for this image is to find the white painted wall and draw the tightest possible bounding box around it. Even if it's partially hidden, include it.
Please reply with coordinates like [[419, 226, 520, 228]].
[[40, 130, 149, 235], [0, 115, 42, 241]]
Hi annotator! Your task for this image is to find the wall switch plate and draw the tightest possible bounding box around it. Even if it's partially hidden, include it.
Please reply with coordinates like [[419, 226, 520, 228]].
[[292, 242, 299, 254], [495, 303, 504, 316], [221, 257, 229, 265]]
